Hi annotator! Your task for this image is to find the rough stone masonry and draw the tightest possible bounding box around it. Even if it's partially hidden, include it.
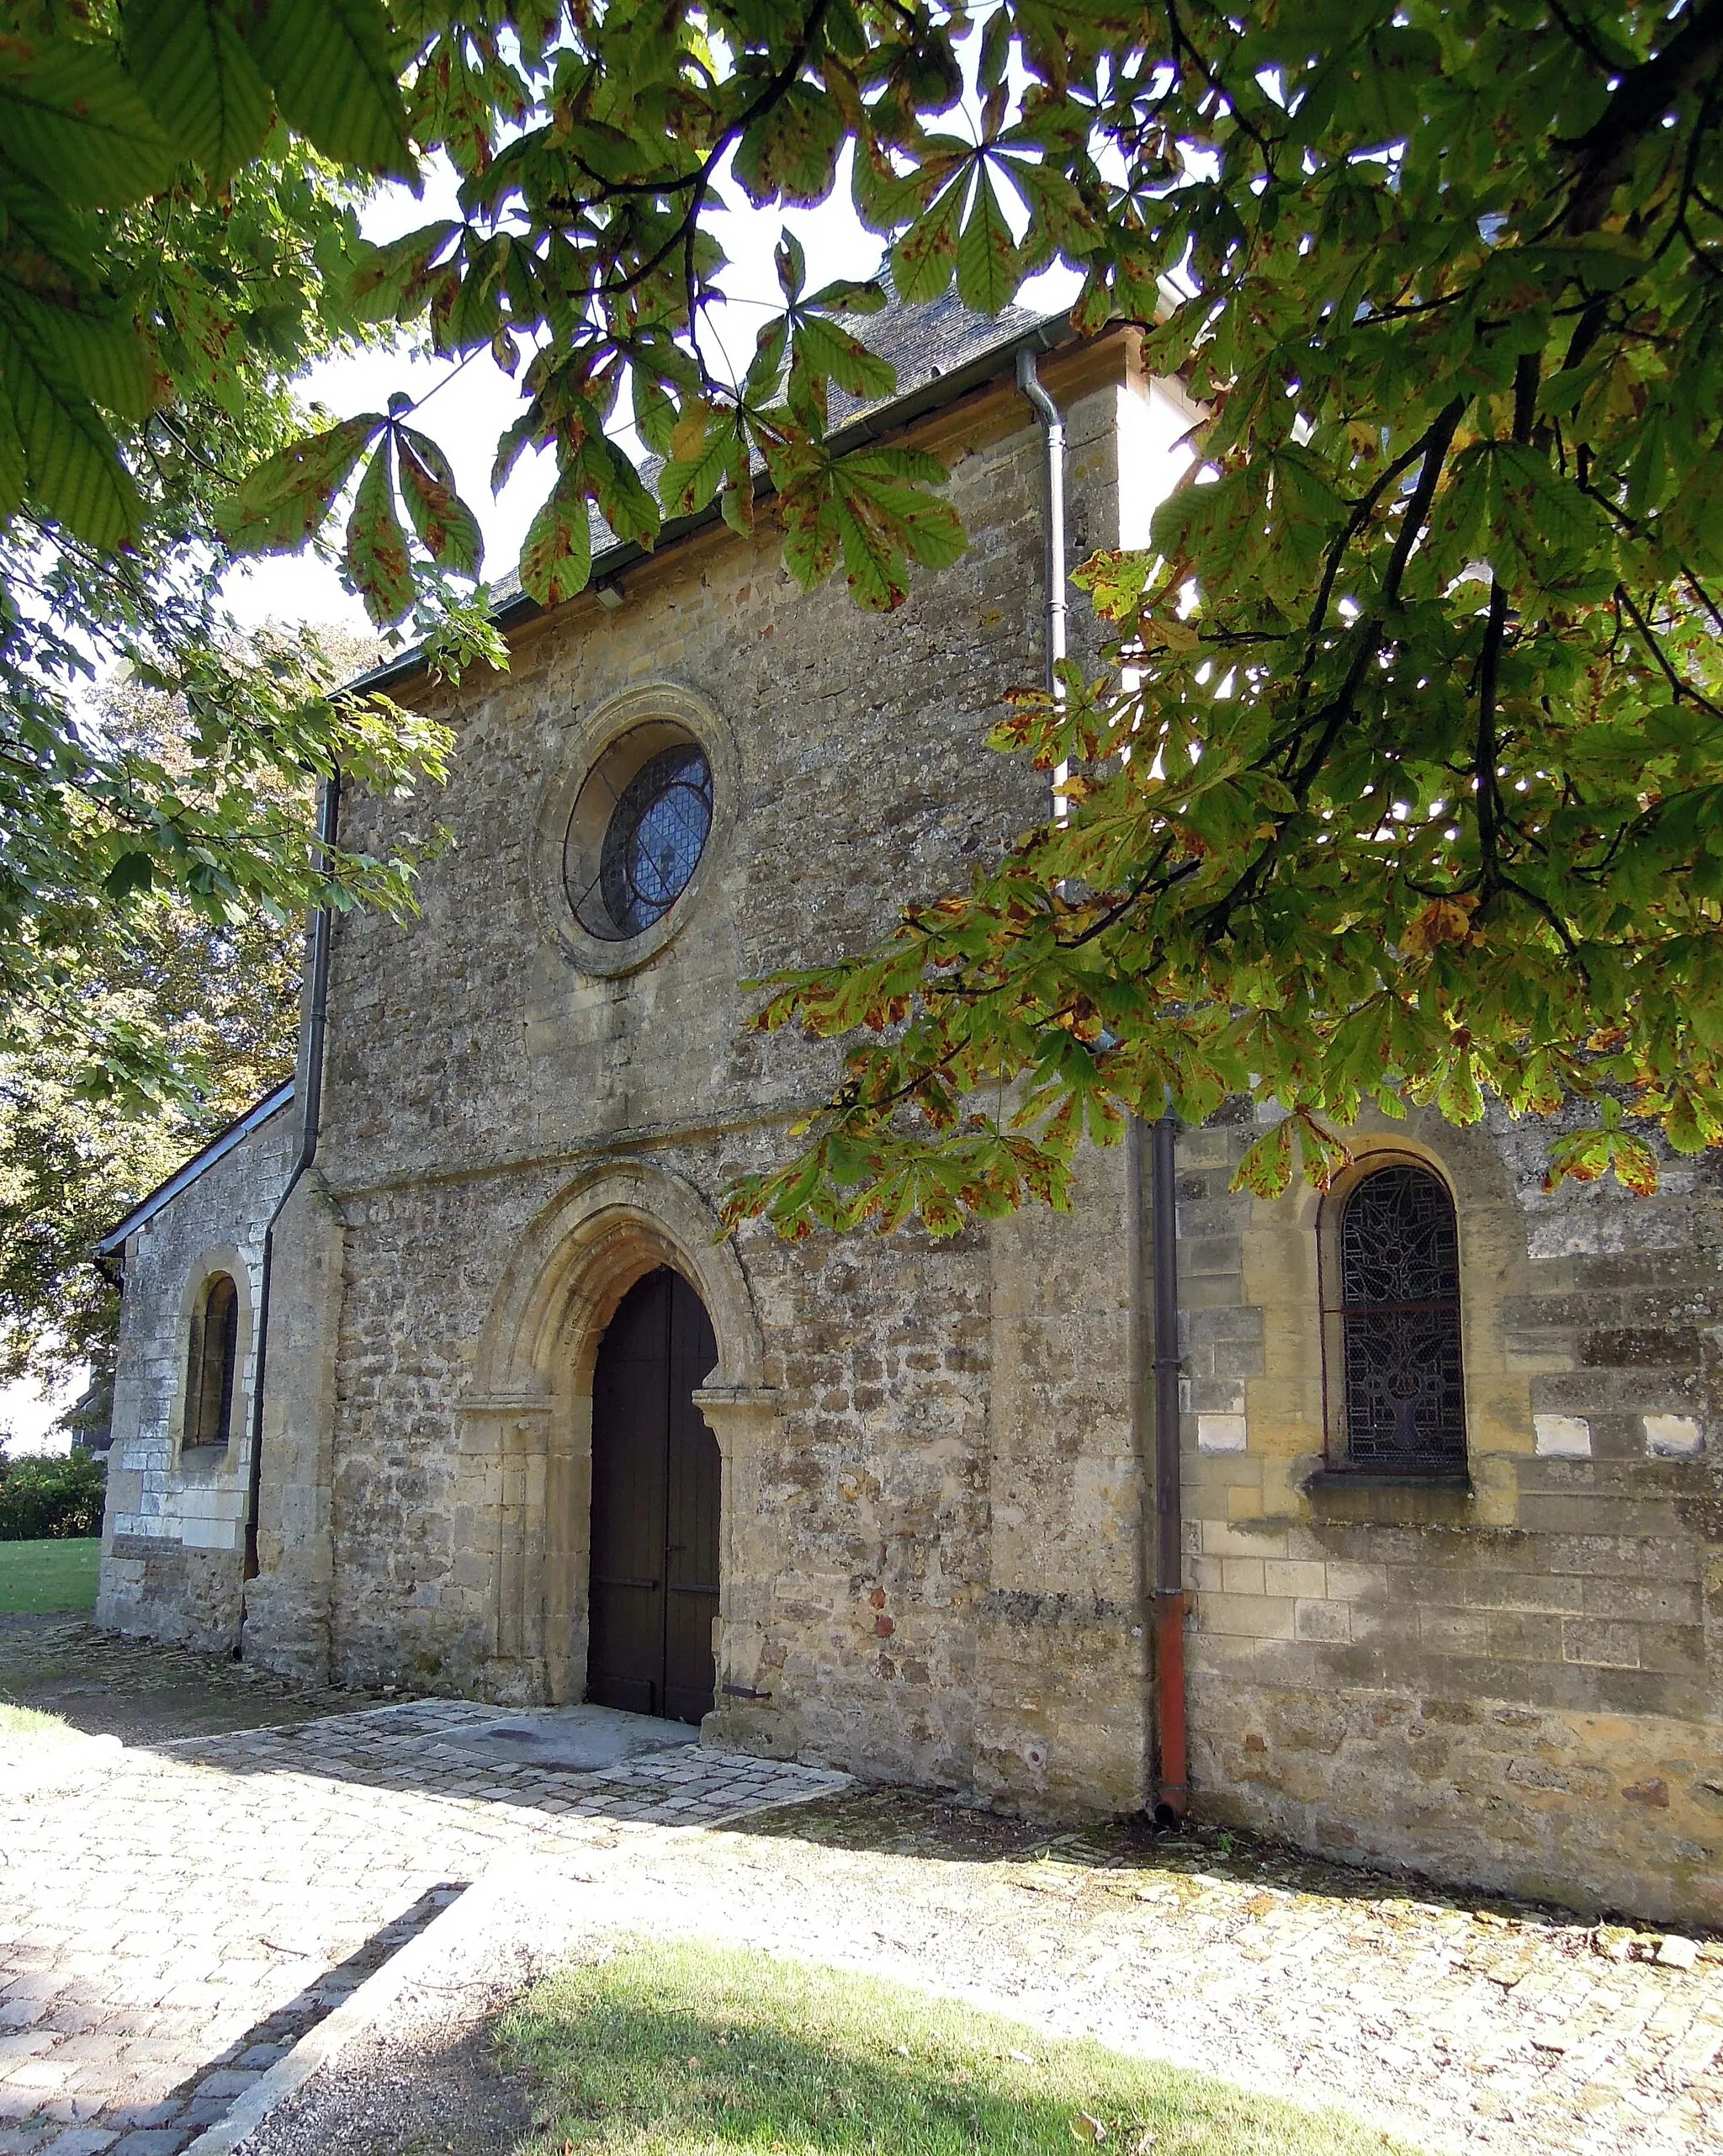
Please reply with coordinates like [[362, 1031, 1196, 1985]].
[[95, 302, 1723, 1930]]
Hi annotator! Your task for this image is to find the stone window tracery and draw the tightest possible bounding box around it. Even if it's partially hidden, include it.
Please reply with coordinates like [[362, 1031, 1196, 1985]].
[[1328, 1161, 1466, 1475]]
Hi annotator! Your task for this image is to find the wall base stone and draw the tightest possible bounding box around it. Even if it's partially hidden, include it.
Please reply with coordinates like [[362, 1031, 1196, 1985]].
[[97, 1533, 242, 1657], [1190, 1674, 1722, 1929]]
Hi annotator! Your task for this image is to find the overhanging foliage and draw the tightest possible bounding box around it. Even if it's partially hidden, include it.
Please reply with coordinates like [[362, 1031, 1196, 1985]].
[[3, 2, 1720, 1214]]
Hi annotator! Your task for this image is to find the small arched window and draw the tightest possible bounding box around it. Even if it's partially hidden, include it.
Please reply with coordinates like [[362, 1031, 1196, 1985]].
[[1332, 1163, 1466, 1474], [185, 1272, 240, 1452]]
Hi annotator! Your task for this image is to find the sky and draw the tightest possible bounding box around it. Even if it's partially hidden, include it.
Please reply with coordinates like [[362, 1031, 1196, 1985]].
[[1, 1373, 82, 1456], [225, 119, 1083, 636]]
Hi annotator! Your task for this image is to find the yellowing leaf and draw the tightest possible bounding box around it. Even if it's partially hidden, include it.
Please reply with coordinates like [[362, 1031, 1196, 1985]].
[[519, 467, 594, 607], [345, 440, 414, 625], [220, 415, 383, 555]]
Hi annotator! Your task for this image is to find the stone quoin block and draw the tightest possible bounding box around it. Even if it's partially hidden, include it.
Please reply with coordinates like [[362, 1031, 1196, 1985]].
[[1534, 1414, 1593, 1458], [1643, 1414, 1705, 1458]]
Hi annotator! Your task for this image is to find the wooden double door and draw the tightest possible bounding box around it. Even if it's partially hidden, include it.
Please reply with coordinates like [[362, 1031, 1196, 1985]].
[[587, 1267, 720, 1724]]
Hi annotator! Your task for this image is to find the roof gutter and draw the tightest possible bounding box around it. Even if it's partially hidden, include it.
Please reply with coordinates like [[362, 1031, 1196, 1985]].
[[241, 767, 340, 1600]]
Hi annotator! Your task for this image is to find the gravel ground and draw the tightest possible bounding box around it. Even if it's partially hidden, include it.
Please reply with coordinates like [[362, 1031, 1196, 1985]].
[[236, 1978, 533, 2156], [237, 1792, 1722, 2156], [4, 1626, 1715, 2156]]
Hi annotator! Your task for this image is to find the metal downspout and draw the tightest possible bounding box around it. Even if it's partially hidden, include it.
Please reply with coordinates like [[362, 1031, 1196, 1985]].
[[1151, 1102, 1188, 1819], [241, 770, 340, 1612], [1015, 350, 1068, 758]]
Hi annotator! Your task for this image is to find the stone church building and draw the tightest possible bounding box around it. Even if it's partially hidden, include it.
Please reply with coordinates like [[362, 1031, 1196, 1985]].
[[95, 303, 1720, 1929]]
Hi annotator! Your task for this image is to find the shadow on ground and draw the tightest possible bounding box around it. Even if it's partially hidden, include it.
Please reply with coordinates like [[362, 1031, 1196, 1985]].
[[0, 1617, 374, 1744], [724, 1779, 1704, 1951], [8, 1614, 1711, 1960], [3, 1886, 465, 2156]]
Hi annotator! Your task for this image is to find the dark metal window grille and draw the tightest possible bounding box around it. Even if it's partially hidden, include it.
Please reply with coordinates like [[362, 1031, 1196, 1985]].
[[1335, 1164, 1466, 1474], [569, 743, 713, 939], [186, 1273, 238, 1450]]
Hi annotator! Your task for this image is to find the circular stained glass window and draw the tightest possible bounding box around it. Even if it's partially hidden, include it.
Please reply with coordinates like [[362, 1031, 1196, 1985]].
[[563, 726, 713, 943], [598, 744, 713, 935]]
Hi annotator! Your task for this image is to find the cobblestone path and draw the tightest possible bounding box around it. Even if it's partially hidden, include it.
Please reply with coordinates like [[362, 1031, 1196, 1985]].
[[0, 1694, 846, 2156], [0, 1621, 366, 1746], [4, 1624, 1719, 2156]]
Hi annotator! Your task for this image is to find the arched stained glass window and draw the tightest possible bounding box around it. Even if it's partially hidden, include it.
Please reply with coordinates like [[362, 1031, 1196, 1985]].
[[1335, 1164, 1466, 1474], [185, 1273, 239, 1452]]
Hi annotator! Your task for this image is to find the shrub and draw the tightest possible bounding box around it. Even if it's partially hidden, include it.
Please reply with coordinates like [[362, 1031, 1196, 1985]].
[[0, 1449, 106, 1540]]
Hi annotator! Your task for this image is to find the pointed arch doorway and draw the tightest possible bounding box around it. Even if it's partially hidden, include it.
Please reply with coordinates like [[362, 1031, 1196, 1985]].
[[587, 1267, 720, 1723]]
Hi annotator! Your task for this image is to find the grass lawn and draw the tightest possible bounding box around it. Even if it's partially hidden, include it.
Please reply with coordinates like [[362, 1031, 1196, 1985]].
[[500, 1941, 1422, 2156], [0, 1700, 68, 1736], [0, 1537, 100, 1616]]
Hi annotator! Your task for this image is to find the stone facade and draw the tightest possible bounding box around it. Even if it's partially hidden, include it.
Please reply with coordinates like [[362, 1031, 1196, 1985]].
[[97, 316, 1722, 1927], [1178, 1100, 1722, 1929], [97, 1089, 298, 1652]]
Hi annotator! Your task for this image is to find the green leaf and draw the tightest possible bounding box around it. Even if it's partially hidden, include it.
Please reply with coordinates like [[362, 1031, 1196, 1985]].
[[395, 425, 481, 578], [0, 390, 25, 520], [0, 291, 155, 422], [852, 139, 931, 234], [347, 221, 459, 322], [660, 413, 736, 519], [121, 0, 272, 181], [0, 35, 178, 207], [102, 850, 156, 900], [344, 438, 415, 624], [632, 372, 679, 459], [890, 178, 964, 305], [241, 0, 414, 180], [579, 438, 659, 550], [519, 468, 593, 607], [956, 164, 1019, 316], [219, 414, 383, 554], [792, 313, 896, 402], [732, 80, 844, 208], [0, 320, 141, 550], [776, 229, 807, 302]]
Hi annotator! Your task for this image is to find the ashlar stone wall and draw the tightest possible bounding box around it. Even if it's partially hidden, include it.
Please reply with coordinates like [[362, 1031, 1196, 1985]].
[[97, 1100, 298, 1653], [1174, 1098, 1722, 1928]]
